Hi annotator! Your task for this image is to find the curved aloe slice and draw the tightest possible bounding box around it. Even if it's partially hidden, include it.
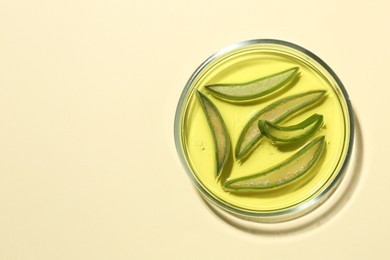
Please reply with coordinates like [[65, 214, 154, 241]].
[[259, 114, 324, 143], [236, 90, 326, 159], [205, 67, 299, 100], [196, 90, 230, 177], [225, 136, 325, 191]]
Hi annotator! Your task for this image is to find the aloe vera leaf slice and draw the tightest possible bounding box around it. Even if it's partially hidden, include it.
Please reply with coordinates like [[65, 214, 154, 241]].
[[235, 90, 326, 159], [258, 114, 324, 143], [225, 136, 325, 191], [195, 90, 231, 177], [205, 67, 299, 100]]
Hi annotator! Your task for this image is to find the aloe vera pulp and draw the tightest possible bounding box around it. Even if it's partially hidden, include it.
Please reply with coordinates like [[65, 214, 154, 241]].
[[180, 47, 351, 213]]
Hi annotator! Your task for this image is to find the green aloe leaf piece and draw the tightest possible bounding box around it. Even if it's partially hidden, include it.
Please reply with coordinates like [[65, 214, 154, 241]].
[[259, 114, 324, 143], [205, 67, 299, 100], [236, 90, 326, 159], [225, 136, 325, 191], [196, 90, 231, 177]]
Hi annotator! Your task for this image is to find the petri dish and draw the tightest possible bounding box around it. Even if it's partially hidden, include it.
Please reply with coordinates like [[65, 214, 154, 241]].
[[174, 39, 354, 223]]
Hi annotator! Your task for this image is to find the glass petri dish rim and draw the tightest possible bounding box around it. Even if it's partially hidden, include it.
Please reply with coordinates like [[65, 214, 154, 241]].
[[174, 39, 355, 221]]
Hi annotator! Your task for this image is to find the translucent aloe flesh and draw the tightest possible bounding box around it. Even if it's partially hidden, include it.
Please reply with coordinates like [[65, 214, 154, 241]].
[[205, 67, 299, 100], [196, 90, 231, 177], [224, 136, 325, 191], [259, 114, 324, 143], [235, 90, 326, 159]]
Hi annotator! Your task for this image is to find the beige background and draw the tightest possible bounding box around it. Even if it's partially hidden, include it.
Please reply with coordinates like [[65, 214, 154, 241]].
[[0, 0, 387, 259]]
